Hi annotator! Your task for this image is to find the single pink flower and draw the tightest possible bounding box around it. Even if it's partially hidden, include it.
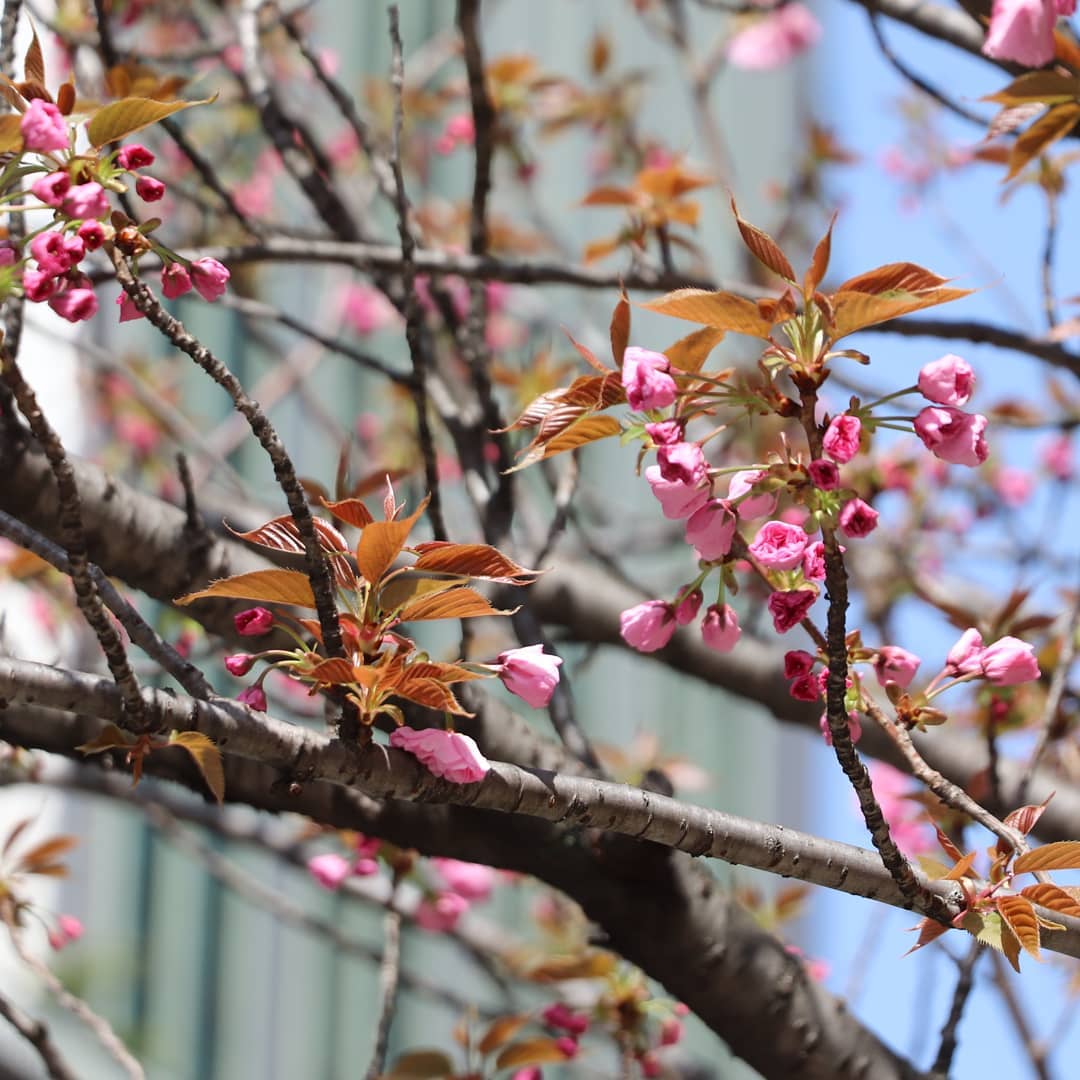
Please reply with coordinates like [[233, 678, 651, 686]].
[[23, 270, 57, 302], [994, 465, 1034, 507], [117, 143, 155, 169], [31, 171, 71, 207], [237, 685, 267, 711], [496, 644, 563, 708], [619, 600, 677, 652], [807, 458, 839, 490], [135, 175, 166, 201], [701, 603, 741, 652], [77, 220, 106, 250], [390, 727, 490, 783], [822, 414, 862, 463], [946, 628, 985, 675], [340, 283, 399, 334], [308, 853, 351, 890], [48, 287, 97, 323], [727, 3, 822, 70], [1041, 433, 1074, 480], [748, 520, 809, 570], [784, 650, 816, 678], [914, 406, 989, 467], [728, 469, 777, 519], [62, 182, 109, 220], [768, 589, 817, 633], [49, 914, 84, 950], [838, 497, 878, 538], [983, 0, 1057, 66], [645, 419, 682, 446], [789, 674, 821, 701], [234, 606, 275, 636], [918, 354, 974, 407], [980, 637, 1041, 685], [224, 653, 255, 676], [433, 858, 496, 901], [657, 441, 707, 486], [867, 762, 933, 856], [21, 99, 68, 152], [674, 587, 703, 625], [415, 890, 469, 931], [31, 231, 81, 275], [802, 540, 826, 582], [162, 263, 193, 299], [190, 257, 230, 301], [685, 498, 736, 560], [874, 646, 921, 689], [622, 346, 677, 412], [645, 464, 709, 520]]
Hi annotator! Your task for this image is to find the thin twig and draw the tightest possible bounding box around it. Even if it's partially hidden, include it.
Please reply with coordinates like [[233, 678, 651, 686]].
[[364, 901, 403, 1080], [929, 940, 981, 1077], [11, 930, 145, 1079], [988, 950, 1052, 1080], [388, 4, 448, 543], [0, 986, 78, 1080], [1041, 191, 1060, 332]]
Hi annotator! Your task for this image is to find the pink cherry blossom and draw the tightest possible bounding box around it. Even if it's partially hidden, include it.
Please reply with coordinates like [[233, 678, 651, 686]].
[[116, 293, 144, 321], [619, 600, 677, 652], [77, 220, 106, 250], [162, 263, 193, 299], [946, 628, 985, 675], [496, 644, 563, 707], [789, 674, 821, 701], [62, 182, 109, 220], [684, 499, 736, 561], [748, 520, 809, 570], [622, 346, 677, 411], [727, 3, 822, 70], [807, 459, 839, 490], [48, 287, 98, 323], [390, 727, 490, 783], [237, 685, 267, 710], [21, 99, 68, 152], [701, 604, 741, 652], [995, 465, 1033, 507], [645, 419, 682, 446], [234, 606, 274, 635], [1041, 433, 1074, 480], [117, 144, 155, 169], [914, 406, 989, 467], [135, 175, 166, 201], [415, 890, 469, 931], [307, 853, 351, 890], [49, 914, 84, 950], [657, 441, 707, 485], [727, 469, 777, 519], [31, 171, 70, 207], [340, 283, 400, 334], [784, 650, 816, 678], [190, 257, 230, 301], [23, 270, 58, 302], [674, 588, 703, 625], [768, 589, 817, 633], [867, 762, 933, 856], [838, 497, 878, 538], [918, 354, 974, 406], [874, 646, 920, 689], [224, 653, 255, 676], [983, 0, 1062, 66], [822, 414, 862, 463], [980, 637, 1041, 685], [802, 540, 826, 582], [645, 464, 709, 520], [433, 858, 496, 901]]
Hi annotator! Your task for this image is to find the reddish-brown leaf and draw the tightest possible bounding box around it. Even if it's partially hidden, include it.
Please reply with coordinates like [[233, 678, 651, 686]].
[[1006, 102, 1080, 181], [377, 572, 465, 613], [804, 214, 836, 296], [610, 290, 631, 366], [1002, 795, 1053, 841], [732, 198, 795, 281], [392, 677, 471, 715], [177, 569, 317, 609], [320, 497, 374, 529], [380, 1049, 456, 1079], [996, 895, 1042, 960], [835, 262, 950, 295], [509, 415, 621, 470], [23, 26, 45, 87], [981, 70, 1080, 106], [399, 587, 515, 622], [563, 329, 610, 373], [664, 326, 725, 374], [411, 542, 541, 583], [641, 288, 773, 339], [87, 94, 215, 147], [478, 1014, 532, 1055], [302, 657, 359, 685], [831, 288, 973, 339], [76, 723, 137, 754], [526, 951, 616, 981], [904, 916, 950, 956], [1014, 840, 1080, 873], [354, 497, 429, 586], [944, 850, 979, 881], [227, 515, 355, 589], [169, 732, 225, 804], [0, 113, 23, 153], [17, 835, 78, 874], [494, 1038, 572, 1071], [1021, 882, 1080, 918], [581, 185, 638, 206]]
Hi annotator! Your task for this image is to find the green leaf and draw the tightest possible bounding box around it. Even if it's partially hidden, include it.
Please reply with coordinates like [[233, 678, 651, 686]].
[[87, 94, 215, 147]]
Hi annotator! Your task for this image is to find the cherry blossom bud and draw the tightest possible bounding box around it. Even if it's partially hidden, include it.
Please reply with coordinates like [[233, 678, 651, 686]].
[[554, 1037, 579, 1059], [684, 499, 736, 561], [432, 858, 496, 901], [389, 727, 490, 783], [980, 637, 1041, 686], [768, 589, 817, 633], [660, 1018, 684, 1046], [162, 263, 193, 299], [496, 644, 563, 707], [789, 674, 821, 701], [49, 914, 83, 950], [307, 853, 351, 890], [674, 588, 703, 625], [838, 497, 878, 538], [645, 419, 682, 446], [946, 628, 985, 675], [542, 1003, 590, 1035], [190, 257, 231, 301], [234, 607, 274, 635], [914, 406, 989, 467], [1040, 433, 1074, 481], [135, 175, 166, 202], [701, 604, 741, 652], [802, 540, 826, 581], [622, 346, 677, 411], [918, 354, 974, 406], [620, 600, 677, 652], [822, 414, 862, 463], [415, 890, 469, 931], [748, 520, 809, 570], [807, 458, 839, 490], [237, 685, 267, 710], [874, 646, 920, 689], [117, 143, 155, 169], [224, 653, 255, 676], [21, 99, 68, 152]]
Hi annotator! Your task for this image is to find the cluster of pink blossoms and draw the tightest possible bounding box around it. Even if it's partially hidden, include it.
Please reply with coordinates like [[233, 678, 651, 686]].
[[618, 349, 993, 661], [307, 834, 381, 890], [414, 857, 497, 931], [13, 118, 231, 322]]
